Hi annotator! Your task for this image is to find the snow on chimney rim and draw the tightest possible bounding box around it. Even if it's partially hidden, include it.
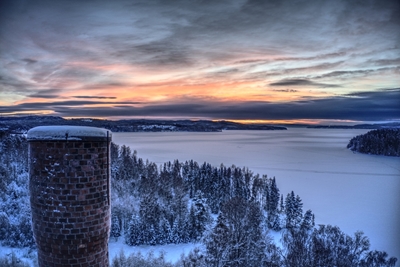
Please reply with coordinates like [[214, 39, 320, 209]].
[[27, 125, 112, 141]]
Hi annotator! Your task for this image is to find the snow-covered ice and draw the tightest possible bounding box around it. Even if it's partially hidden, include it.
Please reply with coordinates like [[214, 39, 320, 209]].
[[113, 128, 400, 260]]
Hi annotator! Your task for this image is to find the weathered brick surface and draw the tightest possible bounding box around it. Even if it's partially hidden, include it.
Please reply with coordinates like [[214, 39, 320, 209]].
[[29, 138, 111, 267]]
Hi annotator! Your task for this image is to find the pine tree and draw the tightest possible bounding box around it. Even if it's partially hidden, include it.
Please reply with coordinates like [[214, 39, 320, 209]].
[[285, 191, 303, 229], [158, 216, 171, 245], [126, 215, 141, 246], [170, 219, 181, 244], [188, 204, 197, 241], [294, 195, 303, 227], [111, 215, 121, 241], [266, 178, 281, 230], [190, 191, 211, 241], [301, 210, 314, 231]]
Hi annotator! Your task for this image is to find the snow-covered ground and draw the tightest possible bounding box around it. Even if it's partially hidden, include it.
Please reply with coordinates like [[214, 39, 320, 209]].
[[0, 246, 37, 266], [0, 241, 199, 266], [108, 239, 200, 263]]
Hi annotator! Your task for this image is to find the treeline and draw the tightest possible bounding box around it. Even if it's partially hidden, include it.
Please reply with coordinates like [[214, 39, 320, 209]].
[[110, 143, 310, 245], [0, 133, 397, 266], [111, 223, 398, 267], [0, 116, 286, 134], [347, 129, 400, 156]]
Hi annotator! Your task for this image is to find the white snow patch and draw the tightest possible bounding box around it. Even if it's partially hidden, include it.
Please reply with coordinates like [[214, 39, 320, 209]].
[[0, 246, 36, 266], [108, 238, 200, 263], [269, 230, 283, 249], [139, 125, 177, 130], [27, 126, 112, 140], [1, 242, 199, 267]]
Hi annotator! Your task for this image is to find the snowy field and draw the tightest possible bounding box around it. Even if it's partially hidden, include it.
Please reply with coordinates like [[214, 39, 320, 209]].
[[113, 128, 400, 260]]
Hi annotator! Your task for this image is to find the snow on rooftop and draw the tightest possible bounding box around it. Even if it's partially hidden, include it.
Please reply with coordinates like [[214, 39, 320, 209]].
[[27, 126, 112, 140]]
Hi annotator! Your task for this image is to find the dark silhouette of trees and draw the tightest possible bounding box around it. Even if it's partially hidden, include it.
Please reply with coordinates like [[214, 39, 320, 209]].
[[348, 129, 400, 156]]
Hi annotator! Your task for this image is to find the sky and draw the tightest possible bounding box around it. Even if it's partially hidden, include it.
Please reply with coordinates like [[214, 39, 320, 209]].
[[0, 0, 399, 124]]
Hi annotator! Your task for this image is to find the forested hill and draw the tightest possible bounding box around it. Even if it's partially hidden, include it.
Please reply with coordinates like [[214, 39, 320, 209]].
[[0, 116, 286, 133], [347, 129, 400, 157]]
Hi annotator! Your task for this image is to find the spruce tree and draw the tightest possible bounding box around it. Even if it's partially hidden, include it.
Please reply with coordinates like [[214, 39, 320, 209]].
[[194, 191, 211, 239], [110, 215, 121, 241], [301, 210, 314, 231], [267, 178, 280, 230], [285, 191, 303, 229], [126, 215, 141, 246]]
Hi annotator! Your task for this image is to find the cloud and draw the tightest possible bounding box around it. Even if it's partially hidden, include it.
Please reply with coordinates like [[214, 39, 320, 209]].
[[251, 62, 345, 80], [22, 58, 38, 64], [2, 89, 398, 122], [0, 0, 399, 122], [313, 67, 399, 79], [272, 89, 298, 93], [74, 96, 117, 99], [269, 79, 340, 88], [29, 89, 62, 99], [234, 53, 339, 65], [29, 94, 60, 99], [0, 100, 142, 114], [367, 58, 400, 67]]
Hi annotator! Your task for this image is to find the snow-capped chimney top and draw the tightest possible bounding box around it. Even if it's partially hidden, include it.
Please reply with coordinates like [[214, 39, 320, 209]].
[[27, 125, 111, 141]]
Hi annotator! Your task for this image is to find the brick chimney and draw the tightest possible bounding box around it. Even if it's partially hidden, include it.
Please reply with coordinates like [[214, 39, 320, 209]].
[[27, 126, 112, 267]]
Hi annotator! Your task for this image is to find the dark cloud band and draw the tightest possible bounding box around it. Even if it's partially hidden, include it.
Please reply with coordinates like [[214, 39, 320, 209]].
[[270, 79, 340, 88], [2, 89, 398, 122]]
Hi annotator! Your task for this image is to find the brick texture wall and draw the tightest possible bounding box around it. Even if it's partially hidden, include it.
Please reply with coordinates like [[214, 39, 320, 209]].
[[29, 138, 111, 267]]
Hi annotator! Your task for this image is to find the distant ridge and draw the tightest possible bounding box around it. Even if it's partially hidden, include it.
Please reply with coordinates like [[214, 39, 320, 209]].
[[0, 116, 286, 133], [307, 122, 400, 129]]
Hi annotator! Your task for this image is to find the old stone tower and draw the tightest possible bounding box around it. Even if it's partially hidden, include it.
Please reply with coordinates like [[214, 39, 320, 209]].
[[27, 126, 112, 267]]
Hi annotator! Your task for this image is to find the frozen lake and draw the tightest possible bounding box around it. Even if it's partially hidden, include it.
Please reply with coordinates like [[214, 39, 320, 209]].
[[113, 128, 400, 259]]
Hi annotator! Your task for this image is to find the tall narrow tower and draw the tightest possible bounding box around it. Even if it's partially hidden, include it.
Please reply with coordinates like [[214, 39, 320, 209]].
[[27, 126, 112, 267]]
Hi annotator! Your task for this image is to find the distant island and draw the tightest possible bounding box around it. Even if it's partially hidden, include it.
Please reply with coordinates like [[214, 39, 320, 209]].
[[307, 122, 400, 129], [0, 116, 286, 133], [347, 129, 400, 157]]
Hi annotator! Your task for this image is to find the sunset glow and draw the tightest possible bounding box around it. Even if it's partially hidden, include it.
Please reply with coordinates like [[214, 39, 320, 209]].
[[1, 0, 399, 123]]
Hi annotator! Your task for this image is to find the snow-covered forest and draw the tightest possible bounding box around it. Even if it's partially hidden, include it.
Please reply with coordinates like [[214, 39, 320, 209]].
[[347, 129, 400, 157], [0, 131, 398, 266]]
